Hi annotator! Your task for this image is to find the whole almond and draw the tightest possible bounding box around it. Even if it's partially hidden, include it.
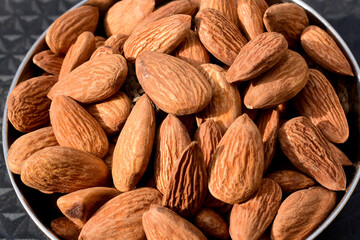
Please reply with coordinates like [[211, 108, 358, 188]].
[[194, 208, 229, 240], [230, 178, 282, 240], [79, 188, 162, 240], [124, 14, 191, 61], [7, 75, 57, 132], [51, 217, 80, 240], [136, 51, 212, 115], [196, 64, 242, 131], [90, 46, 120, 60], [33, 50, 64, 75], [48, 54, 128, 104], [301, 25, 353, 76], [7, 126, 58, 174], [104, 0, 155, 36], [155, 114, 191, 194], [244, 50, 309, 109], [208, 114, 264, 204], [266, 170, 316, 193], [46, 5, 99, 55], [328, 142, 352, 166], [279, 116, 346, 191], [142, 204, 207, 240], [200, 0, 239, 27], [195, 8, 247, 66], [237, 0, 264, 40], [227, 32, 288, 83], [295, 69, 349, 143], [112, 94, 156, 192], [94, 36, 106, 48], [264, 3, 309, 48], [271, 187, 337, 240], [21, 146, 110, 193], [253, 0, 269, 16], [162, 142, 207, 218], [104, 34, 128, 55]]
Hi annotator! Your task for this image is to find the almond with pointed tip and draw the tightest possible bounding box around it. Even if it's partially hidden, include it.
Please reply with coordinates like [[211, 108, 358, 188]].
[[33, 50, 64, 75], [104, 34, 128, 55], [90, 46, 120, 60], [328, 141, 353, 166], [200, 0, 239, 27], [266, 170, 316, 193], [237, 0, 264, 40], [194, 208, 229, 240], [253, 0, 269, 16], [51, 217, 80, 240]]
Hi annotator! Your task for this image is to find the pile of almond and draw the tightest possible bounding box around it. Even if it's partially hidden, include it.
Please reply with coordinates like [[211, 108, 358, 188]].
[[6, 0, 355, 239]]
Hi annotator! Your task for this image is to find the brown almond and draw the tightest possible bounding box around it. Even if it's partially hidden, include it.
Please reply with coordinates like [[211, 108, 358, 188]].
[[51, 217, 80, 240], [33, 50, 64, 75], [328, 142, 353, 166], [103, 143, 115, 172], [104, 34, 128, 55], [90, 46, 120, 60], [194, 208, 229, 240], [86, 0, 117, 16], [200, 0, 239, 27], [266, 170, 316, 193], [237, 0, 264, 40], [94, 36, 106, 48], [253, 0, 269, 16]]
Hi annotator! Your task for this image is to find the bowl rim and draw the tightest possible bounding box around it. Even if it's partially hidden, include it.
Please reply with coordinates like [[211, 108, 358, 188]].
[[2, 0, 360, 239]]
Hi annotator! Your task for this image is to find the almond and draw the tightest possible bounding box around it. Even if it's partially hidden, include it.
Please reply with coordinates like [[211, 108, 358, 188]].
[[90, 46, 120, 60], [7, 75, 57, 132], [48, 54, 128, 104], [208, 114, 264, 204], [200, 0, 239, 27], [21, 146, 110, 193], [104, 34, 128, 55], [195, 8, 247, 66], [136, 51, 212, 115], [253, 0, 269, 16], [237, 0, 264, 40], [194, 208, 229, 240], [244, 49, 309, 109], [112, 94, 156, 192], [271, 187, 337, 240], [33, 50, 64, 75], [94, 36, 106, 48], [227, 32, 288, 83], [328, 141, 353, 166], [46, 5, 99, 55], [86, 0, 117, 16], [196, 64, 242, 131], [103, 143, 115, 172], [266, 170, 316, 193], [124, 14, 191, 61], [278, 116, 346, 191], [155, 114, 191, 194], [51, 217, 80, 240]]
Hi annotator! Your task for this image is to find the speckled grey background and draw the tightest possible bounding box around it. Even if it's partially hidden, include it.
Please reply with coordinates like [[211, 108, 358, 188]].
[[0, 0, 359, 239]]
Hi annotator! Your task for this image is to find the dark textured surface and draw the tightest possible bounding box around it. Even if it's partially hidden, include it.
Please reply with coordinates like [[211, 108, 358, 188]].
[[0, 0, 359, 239]]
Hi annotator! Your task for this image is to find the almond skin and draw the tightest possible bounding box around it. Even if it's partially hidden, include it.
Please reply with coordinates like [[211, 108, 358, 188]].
[[7, 126, 58, 174], [21, 146, 110, 193], [155, 114, 191, 194], [79, 188, 162, 240], [124, 14, 191, 61], [208, 114, 264, 204], [271, 187, 337, 240], [90, 46, 120, 60], [7, 75, 57, 132], [244, 49, 309, 109], [195, 8, 247, 66], [136, 51, 212, 115], [94, 36, 106, 48], [278, 116, 346, 191], [51, 217, 80, 240], [237, 0, 264, 40], [227, 32, 288, 83], [194, 208, 229, 240], [295, 69, 349, 143], [328, 141, 353, 166], [112, 94, 156, 192], [266, 170, 316, 193], [104, 34, 128, 55], [253, 0, 269, 16], [33, 50, 64, 75], [46, 5, 99, 55], [301, 25, 353, 76], [142, 204, 207, 240], [196, 64, 242, 131], [200, 0, 239, 27], [48, 54, 128, 104]]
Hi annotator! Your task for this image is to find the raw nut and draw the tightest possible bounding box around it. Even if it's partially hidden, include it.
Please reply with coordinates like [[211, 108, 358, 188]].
[[195, 8, 247, 66], [86, 0, 117, 16], [229, 178, 282, 240], [256, 108, 280, 172], [154, 114, 191, 194], [295, 69, 349, 143], [79, 188, 162, 240], [193, 208, 229, 240], [104, 34, 128, 55], [244, 49, 309, 109], [50, 95, 109, 158], [200, 0, 239, 27], [266, 170, 316, 193], [162, 142, 207, 218], [237, 0, 264, 40], [208, 114, 264, 204], [136, 51, 212, 115], [51, 217, 80, 240], [86, 91, 131, 136], [227, 32, 288, 83], [7, 126, 58, 174], [142, 204, 207, 240], [278, 116, 346, 191], [328, 142, 353, 166], [264, 3, 309, 48], [134, 0, 199, 32], [253, 0, 269, 16], [33, 50, 64, 75], [94, 36, 106, 48], [104, 0, 155, 37], [301, 26, 353, 76], [21, 146, 110, 193], [174, 30, 210, 68], [46, 5, 99, 55], [271, 187, 337, 240], [57, 187, 120, 228], [124, 14, 191, 61], [196, 64, 242, 131], [112, 94, 156, 192], [59, 31, 96, 81], [90, 46, 120, 60], [7, 75, 57, 132], [193, 120, 223, 167], [48, 54, 128, 104]]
